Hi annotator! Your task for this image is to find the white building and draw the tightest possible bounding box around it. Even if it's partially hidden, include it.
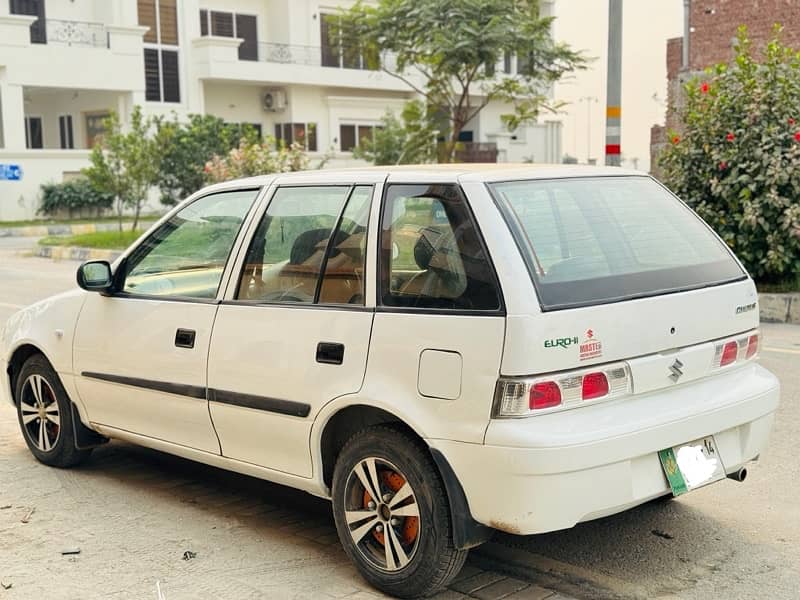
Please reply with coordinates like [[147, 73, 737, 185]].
[[0, 0, 562, 221]]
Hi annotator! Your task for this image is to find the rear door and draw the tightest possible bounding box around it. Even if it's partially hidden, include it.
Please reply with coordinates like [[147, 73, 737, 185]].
[[207, 183, 377, 477]]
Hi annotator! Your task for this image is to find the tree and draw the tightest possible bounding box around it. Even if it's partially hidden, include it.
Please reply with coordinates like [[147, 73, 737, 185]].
[[353, 100, 440, 165], [339, 0, 585, 162], [83, 107, 161, 231], [659, 27, 800, 284], [155, 115, 259, 206], [204, 138, 311, 183]]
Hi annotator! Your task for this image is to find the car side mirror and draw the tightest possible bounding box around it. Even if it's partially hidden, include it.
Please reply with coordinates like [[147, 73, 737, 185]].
[[77, 260, 114, 293]]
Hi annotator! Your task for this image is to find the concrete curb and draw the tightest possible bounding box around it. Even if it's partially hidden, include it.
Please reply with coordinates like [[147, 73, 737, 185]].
[[36, 245, 123, 262], [0, 222, 150, 238], [759, 293, 800, 324]]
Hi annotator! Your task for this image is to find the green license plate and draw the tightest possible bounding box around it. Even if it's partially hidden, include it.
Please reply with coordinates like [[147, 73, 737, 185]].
[[658, 436, 725, 496]]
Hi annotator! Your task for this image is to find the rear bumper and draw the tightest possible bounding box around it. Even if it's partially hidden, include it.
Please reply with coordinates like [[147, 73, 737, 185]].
[[431, 363, 779, 535]]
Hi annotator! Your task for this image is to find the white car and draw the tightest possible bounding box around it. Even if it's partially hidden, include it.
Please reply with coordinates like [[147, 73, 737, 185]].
[[0, 166, 779, 598]]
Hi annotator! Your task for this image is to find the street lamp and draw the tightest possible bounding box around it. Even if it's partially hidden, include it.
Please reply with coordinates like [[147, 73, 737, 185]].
[[579, 96, 598, 164]]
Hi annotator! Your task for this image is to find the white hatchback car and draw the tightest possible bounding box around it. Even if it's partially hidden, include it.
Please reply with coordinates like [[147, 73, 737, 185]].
[[1, 166, 779, 598]]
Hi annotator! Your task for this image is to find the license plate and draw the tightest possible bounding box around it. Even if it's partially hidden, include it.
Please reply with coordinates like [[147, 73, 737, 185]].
[[658, 436, 725, 496]]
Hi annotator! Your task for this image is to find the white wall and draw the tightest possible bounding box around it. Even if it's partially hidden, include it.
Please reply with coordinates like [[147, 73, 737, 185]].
[[24, 89, 124, 150], [0, 151, 91, 221]]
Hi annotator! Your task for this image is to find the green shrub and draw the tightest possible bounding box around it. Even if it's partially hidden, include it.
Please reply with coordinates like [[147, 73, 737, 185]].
[[660, 27, 800, 284], [38, 179, 114, 218]]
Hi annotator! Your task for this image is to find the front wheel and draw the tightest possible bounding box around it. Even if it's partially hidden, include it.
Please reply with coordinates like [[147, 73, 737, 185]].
[[331, 426, 467, 598], [15, 354, 92, 468]]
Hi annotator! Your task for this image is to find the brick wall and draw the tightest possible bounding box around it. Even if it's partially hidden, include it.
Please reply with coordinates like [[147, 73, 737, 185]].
[[652, 0, 800, 173], [687, 0, 800, 70]]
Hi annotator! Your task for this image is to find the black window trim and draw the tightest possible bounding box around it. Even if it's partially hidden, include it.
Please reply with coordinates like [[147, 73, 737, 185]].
[[376, 181, 506, 317], [485, 174, 748, 312], [227, 183, 375, 311], [110, 186, 264, 304]]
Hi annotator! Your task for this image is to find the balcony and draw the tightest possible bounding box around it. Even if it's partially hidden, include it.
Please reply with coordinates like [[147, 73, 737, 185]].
[[192, 36, 412, 93], [42, 19, 108, 48]]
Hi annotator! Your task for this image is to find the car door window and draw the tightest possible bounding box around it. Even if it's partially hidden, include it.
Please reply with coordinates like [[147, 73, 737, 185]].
[[318, 186, 372, 305], [380, 184, 502, 311], [122, 188, 260, 299], [237, 186, 354, 303]]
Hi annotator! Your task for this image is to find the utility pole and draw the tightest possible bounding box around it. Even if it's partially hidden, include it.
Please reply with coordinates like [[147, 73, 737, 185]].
[[605, 0, 622, 166], [579, 96, 598, 164]]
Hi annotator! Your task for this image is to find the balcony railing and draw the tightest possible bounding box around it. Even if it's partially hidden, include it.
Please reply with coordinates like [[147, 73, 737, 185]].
[[257, 42, 397, 71], [439, 143, 499, 164], [33, 19, 108, 48]]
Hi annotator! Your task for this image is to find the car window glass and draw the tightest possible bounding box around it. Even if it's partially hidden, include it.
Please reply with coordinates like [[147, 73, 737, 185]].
[[122, 188, 259, 298], [237, 186, 351, 303], [318, 186, 372, 305], [380, 184, 501, 311]]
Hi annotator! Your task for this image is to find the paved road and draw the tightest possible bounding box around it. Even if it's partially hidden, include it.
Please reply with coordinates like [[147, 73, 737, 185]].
[[0, 245, 798, 599]]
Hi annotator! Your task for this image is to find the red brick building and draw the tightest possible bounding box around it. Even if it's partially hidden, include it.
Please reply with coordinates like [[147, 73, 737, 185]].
[[650, 0, 800, 174]]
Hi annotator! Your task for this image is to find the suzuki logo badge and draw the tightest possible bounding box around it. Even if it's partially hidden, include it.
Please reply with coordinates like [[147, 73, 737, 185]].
[[669, 358, 684, 383]]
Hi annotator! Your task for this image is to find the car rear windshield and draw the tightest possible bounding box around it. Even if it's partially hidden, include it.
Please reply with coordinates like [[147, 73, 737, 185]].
[[489, 176, 745, 310]]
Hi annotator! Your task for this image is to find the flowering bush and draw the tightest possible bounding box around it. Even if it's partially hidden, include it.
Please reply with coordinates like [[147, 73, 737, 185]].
[[659, 27, 800, 283], [204, 138, 310, 183]]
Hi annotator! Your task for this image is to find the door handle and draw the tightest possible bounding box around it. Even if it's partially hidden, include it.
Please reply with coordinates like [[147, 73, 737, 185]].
[[316, 342, 344, 365], [175, 328, 196, 349]]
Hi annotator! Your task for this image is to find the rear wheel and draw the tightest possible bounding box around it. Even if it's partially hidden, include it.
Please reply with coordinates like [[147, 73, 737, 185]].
[[15, 354, 92, 468], [331, 426, 467, 598]]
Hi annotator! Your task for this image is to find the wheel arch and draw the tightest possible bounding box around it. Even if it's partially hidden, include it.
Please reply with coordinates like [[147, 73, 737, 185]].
[[7, 343, 48, 405], [314, 401, 492, 549]]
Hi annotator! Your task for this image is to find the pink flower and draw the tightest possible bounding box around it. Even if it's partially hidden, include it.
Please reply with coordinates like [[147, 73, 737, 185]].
[[726, 132, 735, 142], [795, 131, 800, 142], [719, 161, 728, 170], [789, 118, 796, 126], [700, 82, 710, 94]]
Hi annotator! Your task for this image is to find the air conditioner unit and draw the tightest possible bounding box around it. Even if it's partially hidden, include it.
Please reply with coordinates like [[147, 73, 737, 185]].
[[262, 89, 287, 112]]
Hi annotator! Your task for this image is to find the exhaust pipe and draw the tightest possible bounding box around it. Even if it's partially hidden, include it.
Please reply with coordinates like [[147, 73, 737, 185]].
[[727, 467, 747, 482]]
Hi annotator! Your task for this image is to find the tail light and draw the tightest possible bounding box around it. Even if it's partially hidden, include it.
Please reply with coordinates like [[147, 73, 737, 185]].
[[712, 329, 760, 369], [494, 362, 631, 418]]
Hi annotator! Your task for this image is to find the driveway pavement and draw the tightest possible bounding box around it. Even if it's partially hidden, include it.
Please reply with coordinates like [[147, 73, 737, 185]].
[[1, 247, 797, 599]]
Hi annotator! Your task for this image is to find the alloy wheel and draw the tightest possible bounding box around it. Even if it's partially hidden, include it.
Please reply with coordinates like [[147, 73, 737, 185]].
[[19, 374, 61, 452], [343, 457, 421, 572]]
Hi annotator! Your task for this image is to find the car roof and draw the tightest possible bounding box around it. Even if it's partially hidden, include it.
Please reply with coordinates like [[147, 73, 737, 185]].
[[200, 164, 647, 194]]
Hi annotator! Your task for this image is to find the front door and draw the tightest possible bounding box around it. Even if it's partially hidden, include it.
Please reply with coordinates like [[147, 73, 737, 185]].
[[207, 184, 376, 477], [73, 188, 261, 452]]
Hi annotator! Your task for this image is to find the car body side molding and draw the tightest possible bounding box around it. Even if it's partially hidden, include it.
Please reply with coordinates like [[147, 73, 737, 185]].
[[79, 372, 310, 418]]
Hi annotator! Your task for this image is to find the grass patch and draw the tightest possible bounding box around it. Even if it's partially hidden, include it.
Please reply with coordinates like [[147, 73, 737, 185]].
[[0, 216, 160, 228], [39, 230, 144, 250]]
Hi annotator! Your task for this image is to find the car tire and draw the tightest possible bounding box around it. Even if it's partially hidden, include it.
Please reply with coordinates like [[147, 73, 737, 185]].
[[331, 425, 468, 598], [15, 354, 92, 468]]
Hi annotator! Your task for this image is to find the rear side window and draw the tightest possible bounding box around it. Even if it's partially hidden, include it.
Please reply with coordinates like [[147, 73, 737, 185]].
[[379, 184, 502, 312], [237, 185, 371, 305], [489, 176, 744, 310]]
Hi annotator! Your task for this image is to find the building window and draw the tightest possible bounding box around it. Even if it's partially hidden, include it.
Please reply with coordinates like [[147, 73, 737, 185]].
[[199, 10, 258, 61], [340, 124, 376, 152], [274, 123, 317, 152], [10, 0, 46, 44], [58, 115, 74, 149], [320, 13, 378, 70], [85, 112, 110, 148], [503, 52, 512, 74], [139, 0, 180, 103], [24, 116, 43, 149]]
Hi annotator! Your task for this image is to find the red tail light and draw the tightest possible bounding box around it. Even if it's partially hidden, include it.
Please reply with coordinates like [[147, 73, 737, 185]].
[[745, 334, 759, 359], [720, 341, 739, 366], [529, 381, 561, 410], [582, 372, 609, 400]]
